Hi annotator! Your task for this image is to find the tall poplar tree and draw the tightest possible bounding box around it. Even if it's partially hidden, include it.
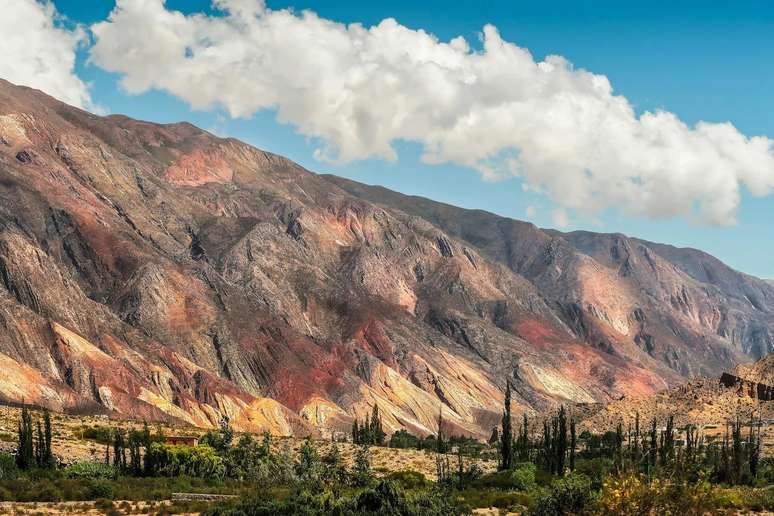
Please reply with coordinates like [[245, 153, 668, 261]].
[[499, 380, 513, 471]]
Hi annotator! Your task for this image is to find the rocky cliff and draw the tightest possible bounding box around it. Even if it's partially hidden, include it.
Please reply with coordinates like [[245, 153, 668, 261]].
[[0, 79, 771, 437], [719, 373, 774, 401]]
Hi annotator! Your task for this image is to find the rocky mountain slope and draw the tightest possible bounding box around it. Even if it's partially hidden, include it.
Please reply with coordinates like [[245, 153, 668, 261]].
[[579, 350, 774, 434], [0, 79, 772, 437], [328, 178, 774, 377]]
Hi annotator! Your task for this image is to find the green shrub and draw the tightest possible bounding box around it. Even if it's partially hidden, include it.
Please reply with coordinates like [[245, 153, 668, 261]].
[[205, 480, 469, 515], [457, 489, 531, 512], [64, 461, 118, 480], [0, 486, 13, 501], [471, 462, 536, 491], [0, 453, 18, 480], [389, 429, 421, 449], [30, 479, 64, 502], [385, 470, 432, 490], [145, 443, 225, 480], [595, 474, 720, 515], [58, 479, 90, 501], [88, 479, 115, 500], [530, 473, 593, 516], [78, 425, 114, 444], [94, 498, 115, 511], [573, 457, 614, 489]]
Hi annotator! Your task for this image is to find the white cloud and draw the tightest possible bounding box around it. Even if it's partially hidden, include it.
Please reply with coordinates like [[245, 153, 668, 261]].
[[0, 0, 94, 110], [525, 205, 536, 219], [89, 0, 774, 225], [552, 209, 569, 229]]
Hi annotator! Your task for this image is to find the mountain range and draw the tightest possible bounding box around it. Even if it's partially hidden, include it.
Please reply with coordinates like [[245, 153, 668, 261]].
[[0, 78, 772, 438]]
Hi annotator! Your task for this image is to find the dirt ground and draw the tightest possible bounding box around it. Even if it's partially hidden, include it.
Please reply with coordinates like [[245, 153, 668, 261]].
[[0, 500, 196, 515]]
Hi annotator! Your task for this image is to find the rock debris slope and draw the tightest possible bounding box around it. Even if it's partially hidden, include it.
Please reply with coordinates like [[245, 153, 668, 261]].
[[0, 79, 772, 437]]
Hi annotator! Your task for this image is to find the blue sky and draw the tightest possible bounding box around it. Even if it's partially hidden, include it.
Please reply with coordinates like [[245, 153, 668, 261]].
[[13, 0, 774, 278]]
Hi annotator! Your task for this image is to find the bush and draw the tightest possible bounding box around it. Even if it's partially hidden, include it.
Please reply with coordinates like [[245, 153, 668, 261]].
[[384, 470, 431, 490], [0, 486, 13, 501], [573, 457, 614, 489], [78, 425, 114, 445], [34, 480, 64, 502], [472, 462, 536, 491], [457, 489, 531, 512], [594, 473, 719, 515], [205, 480, 469, 515], [390, 429, 421, 449], [64, 461, 118, 480], [88, 479, 116, 500], [715, 486, 774, 511], [530, 473, 593, 516], [145, 443, 225, 480], [0, 453, 18, 480]]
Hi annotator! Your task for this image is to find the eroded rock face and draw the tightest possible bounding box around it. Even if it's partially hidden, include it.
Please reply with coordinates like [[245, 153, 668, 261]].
[[719, 372, 774, 401], [328, 177, 774, 382], [0, 78, 770, 437]]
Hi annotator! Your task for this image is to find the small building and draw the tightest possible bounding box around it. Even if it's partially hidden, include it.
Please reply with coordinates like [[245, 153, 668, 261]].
[[165, 435, 199, 447]]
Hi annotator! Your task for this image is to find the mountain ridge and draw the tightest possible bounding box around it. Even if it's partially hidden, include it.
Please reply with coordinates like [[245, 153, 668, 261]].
[[0, 78, 771, 438]]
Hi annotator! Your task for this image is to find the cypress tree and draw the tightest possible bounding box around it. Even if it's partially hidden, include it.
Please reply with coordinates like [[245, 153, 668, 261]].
[[664, 415, 675, 464], [542, 419, 552, 472], [35, 420, 44, 467], [649, 417, 657, 471], [113, 428, 127, 472], [556, 406, 567, 476], [750, 416, 762, 481], [361, 417, 372, 445], [370, 405, 384, 445], [732, 416, 743, 485], [551, 415, 560, 474], [489, 427, 499, 445], [499, 380, 512, 471], [352, 419, 360, 444], [128, 432, 142, 476], [721, 425, 730, 483], [457, 445, 465, 489], [16, 407, 34, 470], [614, 421, 624, 473], [569, 415, 576, 472], [141, 421, 152, 475], [43, 410, 53, 468], [518, 413, 530, 461], [437, 405, 446, 454], [633, 412, 640, 468]]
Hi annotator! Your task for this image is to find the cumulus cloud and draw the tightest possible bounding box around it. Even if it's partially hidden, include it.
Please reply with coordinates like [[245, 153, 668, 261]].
[[0, 0, 94, 110], [90, 0, 774, 225]]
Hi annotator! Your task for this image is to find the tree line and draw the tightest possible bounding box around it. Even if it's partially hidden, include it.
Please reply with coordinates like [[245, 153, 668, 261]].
[[494, 379, 764, 486], [351, 405, 385, 446], [16, 407, 54, 470]]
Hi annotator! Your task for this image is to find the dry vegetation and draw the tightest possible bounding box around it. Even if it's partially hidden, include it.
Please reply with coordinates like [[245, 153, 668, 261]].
[[0, 404, 497, 479], [579, 378, 774, 455]]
